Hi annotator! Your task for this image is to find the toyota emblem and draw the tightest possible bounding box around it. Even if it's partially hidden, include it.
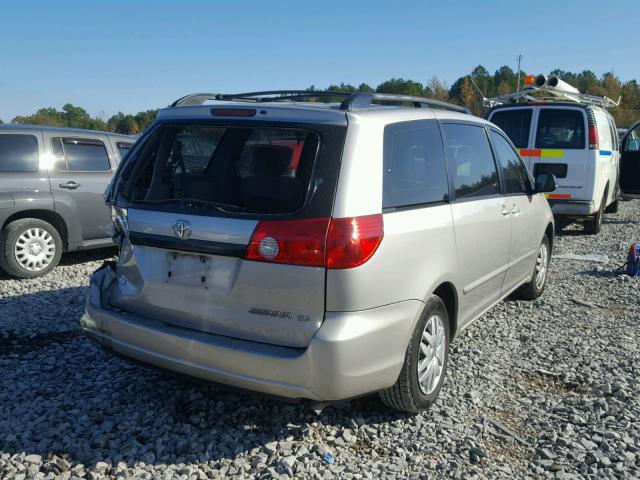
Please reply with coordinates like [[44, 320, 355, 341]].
[[172, 220, 192, 240]]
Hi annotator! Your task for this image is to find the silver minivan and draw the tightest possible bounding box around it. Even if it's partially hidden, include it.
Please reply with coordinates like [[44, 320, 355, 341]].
[[82, 91, 556, 412]]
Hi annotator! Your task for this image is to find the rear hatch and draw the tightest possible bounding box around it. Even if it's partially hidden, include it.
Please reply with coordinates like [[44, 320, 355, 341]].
[[490, 106, 591, 200], [108, 117, 346, 348]]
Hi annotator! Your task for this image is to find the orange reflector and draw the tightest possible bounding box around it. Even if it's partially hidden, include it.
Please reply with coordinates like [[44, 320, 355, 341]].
[[544, 193, 573, 199], [524, 75, 536, 85], [520, 149, 541, 157]]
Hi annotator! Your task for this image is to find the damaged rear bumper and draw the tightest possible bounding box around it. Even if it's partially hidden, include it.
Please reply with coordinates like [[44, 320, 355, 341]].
[[81, 264, 422, 401]]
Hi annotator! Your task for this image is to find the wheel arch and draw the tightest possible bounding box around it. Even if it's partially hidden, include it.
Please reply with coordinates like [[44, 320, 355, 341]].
[[432, 282, 458, 340], [1, 210, 69, 250]]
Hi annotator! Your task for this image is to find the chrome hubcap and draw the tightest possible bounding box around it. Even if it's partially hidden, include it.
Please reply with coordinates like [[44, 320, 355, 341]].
[[14, 228, 55, 272], [417, 314, 446, 395], [535, 243, 549, 290]]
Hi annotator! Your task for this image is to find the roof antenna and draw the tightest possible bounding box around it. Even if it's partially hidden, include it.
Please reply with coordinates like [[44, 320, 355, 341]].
[[468, 76, 488, 105]]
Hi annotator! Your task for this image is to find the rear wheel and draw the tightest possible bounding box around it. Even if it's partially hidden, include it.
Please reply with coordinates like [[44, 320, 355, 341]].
[[584, 194, 605, 234], [605, 187, 620, 213], [379, 295, 450, 413], [0, 218, 63, 278]]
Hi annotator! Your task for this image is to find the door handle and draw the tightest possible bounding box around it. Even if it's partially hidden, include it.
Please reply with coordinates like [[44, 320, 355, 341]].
[[59, 181, 81, 190], [511, 207, 520, 215], [501, 206, 510, 216]]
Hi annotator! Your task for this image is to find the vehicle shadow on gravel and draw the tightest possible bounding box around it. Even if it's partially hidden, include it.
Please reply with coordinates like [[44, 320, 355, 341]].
[[0, 290, 410, 473]]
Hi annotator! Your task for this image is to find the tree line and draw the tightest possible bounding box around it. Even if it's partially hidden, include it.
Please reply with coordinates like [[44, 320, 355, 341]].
[[5, 65, 640, 133]]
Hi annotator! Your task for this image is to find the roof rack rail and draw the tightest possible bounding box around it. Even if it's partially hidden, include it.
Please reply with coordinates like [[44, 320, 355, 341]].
[[170, 90, 352, 107], [483, 86, 621, 109], [170, 90, 470, 114], [339, 92, 469, 113]]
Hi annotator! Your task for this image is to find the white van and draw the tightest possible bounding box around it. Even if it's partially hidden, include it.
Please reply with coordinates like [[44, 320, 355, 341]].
[[488, 102, 620, 234]]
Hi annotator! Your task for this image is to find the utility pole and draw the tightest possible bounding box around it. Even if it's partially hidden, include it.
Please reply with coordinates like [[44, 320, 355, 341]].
[[516, 54, 523, 92]]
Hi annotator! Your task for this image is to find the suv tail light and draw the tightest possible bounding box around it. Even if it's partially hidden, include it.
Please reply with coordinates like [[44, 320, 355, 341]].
[[589, 125, 599, 150], [245, 214, 383, 269]]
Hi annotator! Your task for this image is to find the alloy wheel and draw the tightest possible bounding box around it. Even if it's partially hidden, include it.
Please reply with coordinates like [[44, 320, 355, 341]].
[[417, 314, 446, 395]]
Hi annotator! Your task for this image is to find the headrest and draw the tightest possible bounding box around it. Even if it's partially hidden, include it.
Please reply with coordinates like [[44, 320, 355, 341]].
[[250, 145, 292, 178]]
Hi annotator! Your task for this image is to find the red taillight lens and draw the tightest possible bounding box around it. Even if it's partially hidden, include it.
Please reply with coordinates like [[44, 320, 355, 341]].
[[589, 125, 599, 150], [326, 214, 384, 269], [245, 214, 384, 269], [246, 218, 330, 267]]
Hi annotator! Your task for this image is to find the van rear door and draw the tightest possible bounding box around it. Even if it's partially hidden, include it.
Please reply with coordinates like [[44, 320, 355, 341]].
[[488, 107, 534, 167], [109, 120, 346, 348], [526, 107, 590, 202], [621, 122, 640, 197]]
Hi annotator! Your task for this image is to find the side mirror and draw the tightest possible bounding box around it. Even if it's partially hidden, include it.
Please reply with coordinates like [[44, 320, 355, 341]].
[[534, 172, 557, 193]]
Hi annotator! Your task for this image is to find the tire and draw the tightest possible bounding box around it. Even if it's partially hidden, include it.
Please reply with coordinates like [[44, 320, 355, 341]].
[[512, 235, 550, 300], [584, 194, 605, 235], [379, 295, 450, 413], [0, 218, 63, 279], [605, 189, 620, 213]]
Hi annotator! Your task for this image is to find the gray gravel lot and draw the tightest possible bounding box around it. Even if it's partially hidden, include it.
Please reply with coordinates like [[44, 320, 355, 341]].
[[1, 202, 639, 480]]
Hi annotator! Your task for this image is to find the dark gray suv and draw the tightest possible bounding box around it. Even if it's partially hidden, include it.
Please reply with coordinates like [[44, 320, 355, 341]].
[[0, 125, 134, 278]]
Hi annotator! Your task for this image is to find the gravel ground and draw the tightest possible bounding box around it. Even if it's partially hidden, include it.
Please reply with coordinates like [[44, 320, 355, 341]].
[[0, 202, 639, 480]]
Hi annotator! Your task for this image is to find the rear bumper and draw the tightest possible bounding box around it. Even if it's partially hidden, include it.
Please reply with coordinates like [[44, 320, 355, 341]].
[[82, 274, 422, 401], [547, 199, 595, 216]]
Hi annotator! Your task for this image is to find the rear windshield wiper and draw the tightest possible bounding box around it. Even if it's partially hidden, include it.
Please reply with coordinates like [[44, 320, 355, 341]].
[[138, 198, 247, 213]]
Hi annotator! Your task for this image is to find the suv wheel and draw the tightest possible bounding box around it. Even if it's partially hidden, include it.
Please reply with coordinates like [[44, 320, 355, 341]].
[[512, 235, 550, 300], [584, 195, 605, 235], [0, 218, 63, 278], [379, 295, 450, 413]]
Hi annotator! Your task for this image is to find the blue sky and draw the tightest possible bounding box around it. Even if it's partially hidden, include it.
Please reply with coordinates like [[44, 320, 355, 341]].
[[0, 0, 636, 122]]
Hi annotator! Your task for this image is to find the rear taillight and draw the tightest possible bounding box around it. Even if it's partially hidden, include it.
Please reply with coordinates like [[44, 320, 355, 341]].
[[246, 218, 329, 267], [326, 214, 384, 269], [589, 125, 599, 150], [245, 214, 384, 269]]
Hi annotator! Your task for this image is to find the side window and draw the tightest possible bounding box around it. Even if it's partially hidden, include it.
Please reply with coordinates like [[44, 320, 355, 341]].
[[117, 142, 134, 160], [53, 137, 111, 172], [596, 113, 612, 151], [0, 134, 39, 172], [535, 109, 585, 149], [607, 117, 619, 151], [624, 124, 640, 152], [490, 130, 531, 194], [489, 109, 532, 148], [441, 123, 499, 199], [383, 120, 449, 208]]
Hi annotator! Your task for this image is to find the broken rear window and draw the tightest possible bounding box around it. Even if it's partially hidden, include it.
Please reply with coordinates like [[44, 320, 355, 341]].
[[126, 125, 320, 214]]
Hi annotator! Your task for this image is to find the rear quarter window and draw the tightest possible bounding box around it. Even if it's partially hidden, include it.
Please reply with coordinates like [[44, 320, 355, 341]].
[[535, 109, 585, 149], [489, 109, 532, 148], [383, 120, 449, 209], [0, 134, 39, 172]]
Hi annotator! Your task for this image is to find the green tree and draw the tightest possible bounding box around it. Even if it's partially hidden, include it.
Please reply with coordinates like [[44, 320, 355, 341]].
[[426, 76, 449, 101], [375, 78, 425, 96]]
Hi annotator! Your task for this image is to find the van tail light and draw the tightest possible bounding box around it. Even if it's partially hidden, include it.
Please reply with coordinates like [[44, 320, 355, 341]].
[[589, 125, 599, 150], [246, 218, 329, 267], [245, 214, 384, 269], [325, 214, 383, 269]]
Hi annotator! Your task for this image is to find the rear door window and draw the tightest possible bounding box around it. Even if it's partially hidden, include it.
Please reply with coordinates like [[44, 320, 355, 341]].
[[383, 120, 449, 208], [441, 123, 500, 199], [535, 109, 585, 149], [490, 130, 531, 194], [117, 142, 134, 160], [489, 109, 532, 148], [0, 134, 39, 172], [53, 137, 111, 171], [128, 125, 320, 214]]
